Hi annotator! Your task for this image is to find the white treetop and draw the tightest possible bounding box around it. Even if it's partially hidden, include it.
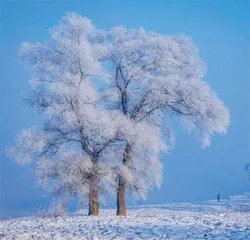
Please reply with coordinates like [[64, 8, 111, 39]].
[[100, 26, 230, 147]]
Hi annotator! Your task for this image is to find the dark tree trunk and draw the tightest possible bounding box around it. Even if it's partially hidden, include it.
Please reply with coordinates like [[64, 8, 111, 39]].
[[79, 134, 99, 216], [116, 143, 132, 216], [116, 177, 127, 215], [88, 175, 99, 216]]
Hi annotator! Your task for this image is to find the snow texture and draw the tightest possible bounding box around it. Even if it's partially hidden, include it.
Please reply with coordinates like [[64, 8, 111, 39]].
[[1, 194, 249, 240]]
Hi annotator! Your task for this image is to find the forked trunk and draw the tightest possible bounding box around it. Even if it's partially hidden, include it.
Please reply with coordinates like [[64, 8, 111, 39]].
[[116, 143, 132, 216], [88, 175, 99, 216]]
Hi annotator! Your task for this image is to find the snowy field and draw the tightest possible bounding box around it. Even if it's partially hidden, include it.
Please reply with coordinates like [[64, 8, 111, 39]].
[[0, 194, 249, 240]]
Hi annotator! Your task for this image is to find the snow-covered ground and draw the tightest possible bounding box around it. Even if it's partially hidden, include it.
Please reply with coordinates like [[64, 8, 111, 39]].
[[1, 194, 249, 240]]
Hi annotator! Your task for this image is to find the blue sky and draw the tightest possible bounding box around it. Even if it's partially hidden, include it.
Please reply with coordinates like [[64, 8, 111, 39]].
[[0, 1, 249, 219]]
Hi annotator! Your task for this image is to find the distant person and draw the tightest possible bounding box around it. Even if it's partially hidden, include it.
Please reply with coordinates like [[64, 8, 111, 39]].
[[217, 193, 220, 202]]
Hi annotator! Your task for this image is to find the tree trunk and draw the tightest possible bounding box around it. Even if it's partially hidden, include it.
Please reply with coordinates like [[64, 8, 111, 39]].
[[116, 177, 126, 215], [116, 143, 132, 216], [88, 175, 99, 216], [79, 133, 99, 216]]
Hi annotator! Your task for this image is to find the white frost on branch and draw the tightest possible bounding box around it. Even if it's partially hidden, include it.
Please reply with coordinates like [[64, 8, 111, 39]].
[[100, 26, 230, 147]]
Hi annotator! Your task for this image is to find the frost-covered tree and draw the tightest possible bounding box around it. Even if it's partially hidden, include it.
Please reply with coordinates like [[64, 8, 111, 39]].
[[98, 26, 230, 215], [7, 13, 116, 216], [7, 13, 230, 217], [7, 13, 166, 216]]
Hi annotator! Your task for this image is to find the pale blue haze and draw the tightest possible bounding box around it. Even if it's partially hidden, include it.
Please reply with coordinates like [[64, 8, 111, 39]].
[[0, 1, 249, 219]]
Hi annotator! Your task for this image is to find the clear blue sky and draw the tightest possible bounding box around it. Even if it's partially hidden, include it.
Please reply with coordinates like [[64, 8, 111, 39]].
[[0, 1, 249, 219]]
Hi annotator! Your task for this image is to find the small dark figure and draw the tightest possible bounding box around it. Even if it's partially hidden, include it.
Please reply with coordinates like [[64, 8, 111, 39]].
[[217, 193, 220, 202]]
